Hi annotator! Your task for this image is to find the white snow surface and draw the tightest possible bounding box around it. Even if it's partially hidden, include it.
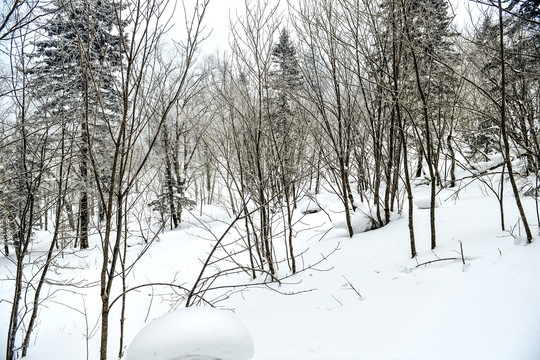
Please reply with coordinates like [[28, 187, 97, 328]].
[[414, 195, 441, 209], [126, 307, 254, 360], [1, 174, 540, 360]]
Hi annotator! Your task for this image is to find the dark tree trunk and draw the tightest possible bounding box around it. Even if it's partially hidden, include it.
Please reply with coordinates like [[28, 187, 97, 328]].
[[402, 5, 437, 249], [2, 217, 8, 256], [391, 1, 416, 257], [21, 126, 69, 357], [447, 133, 456, 188], [339, 155, 355, 237], [499, 162, 506, 231], [384, 109, 397, 224], [415, 141, 423, 178], [6, 258, 23, 360], [497, 0, 532, 243], [80, 73, 89, 250], [162, 123, 179, 229]]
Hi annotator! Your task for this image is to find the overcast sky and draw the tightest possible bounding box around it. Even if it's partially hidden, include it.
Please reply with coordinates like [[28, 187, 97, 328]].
[[201, 0, 244, 53], [180, 0, 484, 56]]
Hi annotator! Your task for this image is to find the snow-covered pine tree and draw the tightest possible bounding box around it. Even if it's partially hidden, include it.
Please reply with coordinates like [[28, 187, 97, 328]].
[[466, 15, 502, 160], [269, 29, 302, 196], [406, 0, 458, 180], [269, 29, 303, 273], [270, 29, 301, 148], [30, 0, 124, 249]]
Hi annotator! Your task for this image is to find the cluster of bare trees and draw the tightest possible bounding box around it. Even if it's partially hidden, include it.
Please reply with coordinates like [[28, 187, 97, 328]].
[[1, 0, 209, 359], [0, 0, 538, 358], [193, 0, 536, 272]]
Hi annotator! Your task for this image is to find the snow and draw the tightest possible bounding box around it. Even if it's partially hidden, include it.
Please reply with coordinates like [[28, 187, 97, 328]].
[[472, 153, 505, 173], [331, 206, 373, 233], [297, 193, 322, 214], [126, 307, 254, 360], [1, 170, 540, 360], [414, 195, 441, 209]]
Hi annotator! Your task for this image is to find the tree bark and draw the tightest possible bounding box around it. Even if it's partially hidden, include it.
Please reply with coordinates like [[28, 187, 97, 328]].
[[162, 122, 179, 228], [391, 0, 416, 257], [403, 5, 438, 249], [79, 67, 89, 250], [447, 133, 456, 188], [497, 0, 532, 243]]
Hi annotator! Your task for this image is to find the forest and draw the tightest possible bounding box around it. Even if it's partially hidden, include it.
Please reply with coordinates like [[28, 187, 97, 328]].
[[0, 0, 539, 359]]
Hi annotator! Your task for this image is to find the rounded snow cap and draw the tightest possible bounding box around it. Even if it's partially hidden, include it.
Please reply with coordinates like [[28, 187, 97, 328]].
[[126, 307, 254, 360]]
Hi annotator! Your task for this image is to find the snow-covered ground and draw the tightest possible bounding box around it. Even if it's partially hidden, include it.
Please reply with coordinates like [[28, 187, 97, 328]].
[[1, 173, 540, 360]]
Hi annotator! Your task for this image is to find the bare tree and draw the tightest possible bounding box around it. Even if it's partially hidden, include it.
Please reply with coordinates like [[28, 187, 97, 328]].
[[494, 0, 533, 242], [227, 0, 282, 275], [0, 0, 41, 43], [63, 0, 210, 358], [292, 0, 358, 237], [2, 8, 56, 357]]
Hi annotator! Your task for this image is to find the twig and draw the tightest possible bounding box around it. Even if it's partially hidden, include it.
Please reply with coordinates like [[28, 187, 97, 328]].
[[415, 257, 458, 267], [110, 282, 190, 309], [459, 241, 466, 265], [81, 296, 89, 360], [145, 287, 155, 323], [342, 275, 362, 298], [331, 294, 343, 306]]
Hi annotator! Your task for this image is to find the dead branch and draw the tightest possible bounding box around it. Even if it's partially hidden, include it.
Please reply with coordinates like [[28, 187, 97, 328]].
[[415, 257, 458, 267], [342, 275, 362, 298]]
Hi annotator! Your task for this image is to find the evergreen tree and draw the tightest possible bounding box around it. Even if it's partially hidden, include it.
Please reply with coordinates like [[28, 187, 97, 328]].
[[270, 29, 302, 185], [465, 15, 502, 159], [506, 0, 540, 173], [410, 0, 458, 175], [394, 0, 457, 249], [510, 0, 540, 23], [30, 0, 124, 248], [269, 29, 303, 273], [270, 29, 302, 145]]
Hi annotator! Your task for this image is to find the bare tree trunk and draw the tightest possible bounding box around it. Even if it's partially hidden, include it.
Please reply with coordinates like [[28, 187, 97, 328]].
[[64, 202, 76, 232], [415, 141, 423, 178], [79, 66, 89, 250], [257, 156, 275, 275], [6, 258, 24, 360], [401, 122, 416, 258], [5, 34, 44, 358], [497, 0, 532, 243], [21, 126, 69, 357], [21, 213, 57, 357], [44, 194, 48, 231], [339, 156, 355, 237], [499, 162, 506, 231], [2, 217, 8, 257], [162, 122, 179, 228], [390, 137, 402, 213], [118, 196, 129, 359], [391, 0, 416, 257], [403, 6, 438, 249], [384, 111, 397, 224], [447, 133, 456, 188]]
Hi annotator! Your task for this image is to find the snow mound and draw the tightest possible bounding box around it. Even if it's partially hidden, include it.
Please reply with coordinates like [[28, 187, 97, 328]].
[[473, 153, 504, 173], [331, 207, 372, 233], [297, 195, 323, 214], [414, 196, 441, 209], [126, 307, 254, 360]]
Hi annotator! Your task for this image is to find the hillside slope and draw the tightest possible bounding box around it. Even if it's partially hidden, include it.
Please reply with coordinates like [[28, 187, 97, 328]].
[[2, 177, 539, 360]]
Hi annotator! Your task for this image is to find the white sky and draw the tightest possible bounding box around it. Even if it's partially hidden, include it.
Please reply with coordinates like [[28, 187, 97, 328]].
[[201, 0, 244, 54], [177, 0, 485, 56]]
